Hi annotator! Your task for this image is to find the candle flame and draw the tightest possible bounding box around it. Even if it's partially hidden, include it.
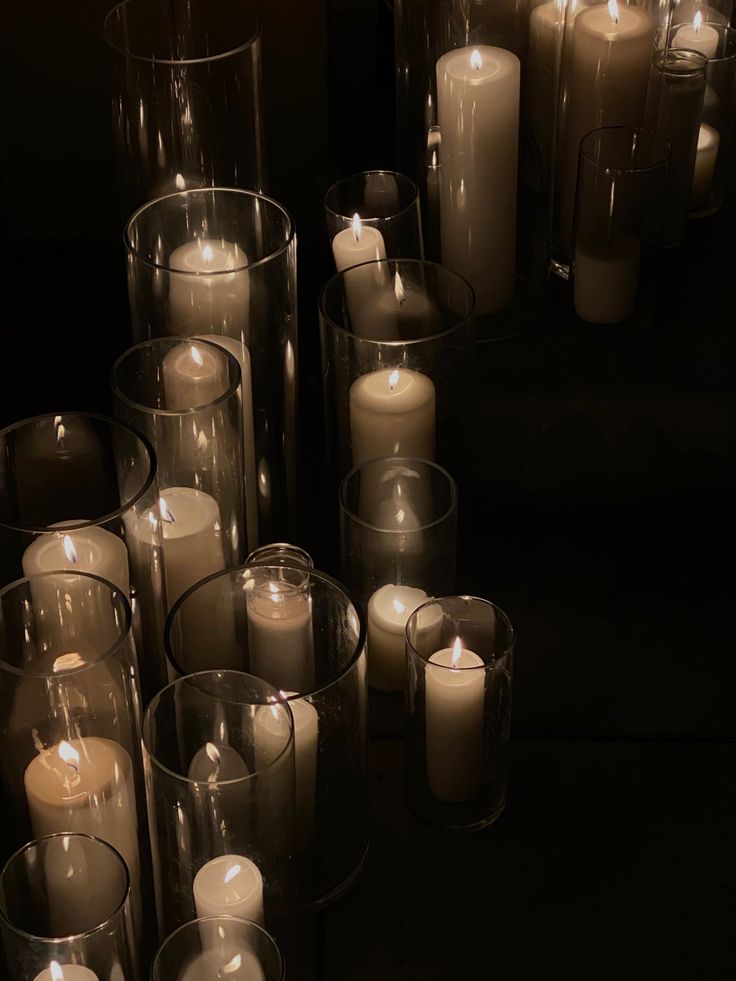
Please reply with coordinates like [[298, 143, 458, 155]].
[[394, 272, 406, 305], [223, 955, 243, 974], [50, 963, 64, 981], [191, 345, 204, 368], [388, 369, 400, 389], [53, 651, 85, 673], [159, 496, 176, 524], [62, 535, 78, 565], [471, 49, 483, 71], [392, 597, 407, 616], [58, 740, 80, 771], [352, 213, 362, 243], [56, 423, 66, 445], [607, 0, 619, 22], [205, 742, 221, 765], [201, 244, 214, 264], [451, 637, 463, 668], [693, 10, 703, 29], [224, 863, 241, 885], [175, 172, 185, 190]]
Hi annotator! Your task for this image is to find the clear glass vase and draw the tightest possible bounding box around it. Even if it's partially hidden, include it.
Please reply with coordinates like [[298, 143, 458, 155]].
[[152, 917, 284, 981]]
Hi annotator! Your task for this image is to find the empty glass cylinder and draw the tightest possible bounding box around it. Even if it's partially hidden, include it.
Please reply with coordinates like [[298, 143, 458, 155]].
[[152, 917, 284, 981]]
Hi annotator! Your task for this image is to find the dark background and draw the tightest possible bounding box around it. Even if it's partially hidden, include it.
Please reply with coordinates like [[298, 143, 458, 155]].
[[1, 0, 734, 977]]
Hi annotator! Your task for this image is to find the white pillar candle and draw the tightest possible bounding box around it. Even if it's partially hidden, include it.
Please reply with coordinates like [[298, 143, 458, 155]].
[[22, 522, 130, 595], [573, 234, 641, 324], [527, 0, 566, 169], [673, 12, 719, 59], [246, 580, 315, 692], [436, 46, 520, 315], [188, 742, 251, 782], [43, 834, 116, 939], [691, 123, 720, 208], [179, 948, 265, 981], [255, 693, 318, 848], [34, 964, 99, 981], [162, 340, 231, 409], [158, 487, 226, 608], [426, 638, 485, 801], [24, 737, 141, 925], [349, 367, 436, 467], [559, 1, 656, 251], [193, 854, 264, 924], [332, 214, 389, 339], [366, 585, 436, 692], [193, 334, 259, 550], [168, 239, 250, 336]]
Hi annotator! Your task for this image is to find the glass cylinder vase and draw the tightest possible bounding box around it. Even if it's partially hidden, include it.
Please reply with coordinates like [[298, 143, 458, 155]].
[[125, 188, 297, 547], [0, 413, 166, 698], [405, 596, 515, 832], [152, 917, 284, 981], [0, 834, 140, 981], [339, 457, 458, 695], [318, 258, 474, 481], [164, 566, 368, 910], [141, 671, 296, 947], [572, 126, 672, 325], [111, 337, 248, 621], [0, 574, 150, 947], [104, 0, 265, 216]]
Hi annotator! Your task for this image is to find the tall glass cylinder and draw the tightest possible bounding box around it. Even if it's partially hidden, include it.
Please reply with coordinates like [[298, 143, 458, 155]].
[[0, 575, 150, 946], [0, 413, 166, 698], [572, 126, 671, 325], [339, 458, 458, 694], [0, 834, 139, 981], [152, 917, 284, 981], [104, 0, 265, 216], [165, 567, 368, 910], [405, 596, 515, 832], [141, 672, 296, 946], [125, 188, 297, 547], [318, 258, 474, 481], [111, 338, 248, 621]]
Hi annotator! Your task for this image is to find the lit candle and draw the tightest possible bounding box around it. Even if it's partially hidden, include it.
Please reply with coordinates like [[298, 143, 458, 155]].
[[33, 963, 99, 981], [436, 46, 520, 315], [349, 367, 436, 467], [246, 579, 315, 692], [673, 12, 719, 59], [255, 693, 318, 848], [193, 854, 264, 924], [24, 737, 141, 927], [527, 0, 569, 168], [426, 637, 485, 801], [366, 585, 440, 692], [178, 948, 265, 981], [573, 234, 641, 324], [691, 123, 720, 209], [188, 742, 251, 782], [559, 0, 656, 252], [168, 239, 250, 336], [331, 212, 387, 274], [22, 523, 130, 595], [332, 214, 389, 338]]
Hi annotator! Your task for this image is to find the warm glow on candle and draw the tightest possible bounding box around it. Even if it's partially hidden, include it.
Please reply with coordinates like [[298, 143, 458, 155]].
[[50, 964, 64, 981], [224, 863, 241, 885], [58, 740, 81, 771], [450, 637, 463, 668], [607, 0, 620, 23], [222, 955, 243, 974], [62, 535, 78, 564], [392, 597, 406, 616], [693, 10, 703, 30], [388, 369, 400, 389], [352, 212, 362, 242], [394, 271, 406, 305], [191, 345, 204, 368], [201, 244, 214, 265], [471, 49, 483, 71], [159, 496, 176, 524]]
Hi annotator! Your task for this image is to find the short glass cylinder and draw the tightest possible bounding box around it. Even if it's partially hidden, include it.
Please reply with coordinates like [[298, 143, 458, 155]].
[[405, 596, 514, 832], [246, 543, 314, 570], [165, 566, 368, 910], [0, 413, 166, 699], [339, 457, 458, 693], [152, 917, 284, 981], [125, 187, 298, 548], [324, 171, 424, 264], [0, 834, 139, 981], [572, 126, 672, 326], [318, 258, 474, 480], [0, 575, 150, 946], [111, 337, 248, 615], [141, 671, 296, 945], [644, 48, 706, 247], [104, 0, 265, 216]]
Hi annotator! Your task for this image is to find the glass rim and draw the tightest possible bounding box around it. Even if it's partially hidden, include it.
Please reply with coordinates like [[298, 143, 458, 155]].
[[339, 456, 459, 534], [319, 258, 476, 347], [0, 412, 157, 534], [0, 833, 130, 944], [405, 595, 515, 667], [579, 125, 673, 174], [142, 670, 295, 787], [153, 915, 285, 979], [324, 169, 421, 225], [124, 187, 296, 274], [0, 572, 133, 677], [164, 565, 367, 699], [103, 0, 262, 66], [111, 337, 242, 417], [652, 46, 708, 74], [245, 542, 314, 570]]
